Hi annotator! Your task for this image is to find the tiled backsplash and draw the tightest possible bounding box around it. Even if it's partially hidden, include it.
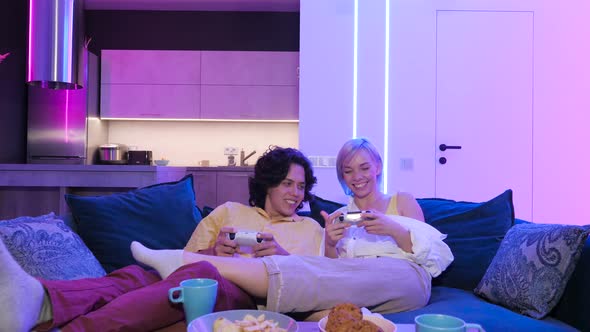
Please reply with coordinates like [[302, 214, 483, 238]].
[[107, 120, 298, 166]]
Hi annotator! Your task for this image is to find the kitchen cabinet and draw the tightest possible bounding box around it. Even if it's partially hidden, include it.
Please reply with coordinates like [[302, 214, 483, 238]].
[[200, 85, 297, 120], [100, 50, 201, 119], [100, 50, 299, 121], [187, 167, 253, 210], [100, 84, 200, 119], [200, 51, 299, 120], [201, 51, 298, 86], [101, 50, 201, 84]]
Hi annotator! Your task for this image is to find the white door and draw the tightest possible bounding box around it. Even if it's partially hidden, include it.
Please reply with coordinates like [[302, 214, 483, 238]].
[[435, 10, 534, 220]]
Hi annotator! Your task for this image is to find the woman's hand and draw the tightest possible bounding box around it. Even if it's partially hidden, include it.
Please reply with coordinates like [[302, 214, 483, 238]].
[[357, 211, 398, 236], [358, 211, 413, 253], [252, 233, 289, 257], [212, 226, 238, 256], [322, 210, 350, 248]]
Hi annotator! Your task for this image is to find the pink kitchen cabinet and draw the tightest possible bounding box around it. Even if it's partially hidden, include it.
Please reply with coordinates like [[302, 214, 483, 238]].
[[101, 50, 201, 84], [201, 51, 298, 86], [100, 84, 200, 119], [200, 85, 298, 120], [200, 51, 299, 120]]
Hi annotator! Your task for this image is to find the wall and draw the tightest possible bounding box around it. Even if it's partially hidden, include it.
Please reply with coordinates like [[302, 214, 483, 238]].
[[0, 8, 300, 164], [107, 121, 298, 166], [0, 1, 27, 163], [299, 0, 590, 225]]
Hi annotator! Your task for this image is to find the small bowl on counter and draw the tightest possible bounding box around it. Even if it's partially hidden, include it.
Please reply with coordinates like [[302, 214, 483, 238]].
[[153, 159, 170, 166]]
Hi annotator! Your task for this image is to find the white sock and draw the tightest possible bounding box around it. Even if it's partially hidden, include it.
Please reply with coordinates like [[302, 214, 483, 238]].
[[0, 238, 45, 332], [130, 241, 184, 279]]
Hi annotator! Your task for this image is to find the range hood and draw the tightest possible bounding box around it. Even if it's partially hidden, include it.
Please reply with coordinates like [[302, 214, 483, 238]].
[[27, 0, 85, 90]]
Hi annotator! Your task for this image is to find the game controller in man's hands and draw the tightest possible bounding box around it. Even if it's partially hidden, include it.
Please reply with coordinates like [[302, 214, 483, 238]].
[[338, 211, 372, 225], [227, 231, 263, 246]]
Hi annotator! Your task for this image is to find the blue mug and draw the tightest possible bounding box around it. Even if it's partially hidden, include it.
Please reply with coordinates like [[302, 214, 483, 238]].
[[169, 278, 218, 324], [415, 314, 484, 332]]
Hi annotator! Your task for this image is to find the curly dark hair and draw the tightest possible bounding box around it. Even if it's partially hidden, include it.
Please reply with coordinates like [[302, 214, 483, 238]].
[[249, 146, 317, 210]]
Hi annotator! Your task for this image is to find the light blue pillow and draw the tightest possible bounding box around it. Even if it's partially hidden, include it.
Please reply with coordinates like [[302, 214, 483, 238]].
[[474, 223, 590, 318], [0, 212, 106, 280], [66, 175, 202, 272]]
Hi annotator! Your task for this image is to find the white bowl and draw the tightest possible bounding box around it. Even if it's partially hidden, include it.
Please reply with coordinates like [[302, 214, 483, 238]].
[[154, 159, 170, 166], [318, 315, 396, 332], [188, 309, 298, 332]]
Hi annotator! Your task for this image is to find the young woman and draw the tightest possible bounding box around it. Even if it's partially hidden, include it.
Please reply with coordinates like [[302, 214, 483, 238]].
[[324, 137, 430, 259]]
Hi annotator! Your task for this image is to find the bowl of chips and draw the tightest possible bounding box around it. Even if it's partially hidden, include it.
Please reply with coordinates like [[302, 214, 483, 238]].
[[188, 309, 298, 332]]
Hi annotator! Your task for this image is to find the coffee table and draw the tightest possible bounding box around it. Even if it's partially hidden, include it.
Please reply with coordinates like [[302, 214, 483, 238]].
[[296, 321, 414, 332]]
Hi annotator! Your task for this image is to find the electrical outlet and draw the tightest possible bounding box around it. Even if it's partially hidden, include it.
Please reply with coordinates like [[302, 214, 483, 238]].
[[224, 147, 238, 155]]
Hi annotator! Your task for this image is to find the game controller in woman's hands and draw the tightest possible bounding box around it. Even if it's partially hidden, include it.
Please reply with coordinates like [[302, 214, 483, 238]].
[[227, 231, 263, 246], [338, 211, 372, 225]]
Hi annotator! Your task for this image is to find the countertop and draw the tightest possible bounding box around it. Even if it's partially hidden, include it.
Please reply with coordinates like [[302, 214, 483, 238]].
[[0, 164, 254, 188]]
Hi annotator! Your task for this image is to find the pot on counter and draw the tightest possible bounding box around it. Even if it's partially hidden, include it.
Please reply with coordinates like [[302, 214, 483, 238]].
[[98, 144, 128, 164]]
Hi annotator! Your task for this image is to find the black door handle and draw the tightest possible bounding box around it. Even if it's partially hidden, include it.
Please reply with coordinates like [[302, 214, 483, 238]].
[[439, 144, 462, 151]]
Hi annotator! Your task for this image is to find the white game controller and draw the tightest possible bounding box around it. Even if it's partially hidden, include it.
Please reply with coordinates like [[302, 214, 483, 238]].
[[227, 231, 263, 246], [338, 211, 372, 225]]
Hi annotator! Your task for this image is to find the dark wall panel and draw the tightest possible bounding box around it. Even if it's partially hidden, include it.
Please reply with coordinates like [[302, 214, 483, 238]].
[[0, 9, 299, 164], [0, 1, 28, 163], [86, 11, 299, 53]]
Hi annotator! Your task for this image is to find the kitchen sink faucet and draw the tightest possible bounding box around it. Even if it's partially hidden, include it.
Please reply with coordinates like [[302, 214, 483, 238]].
[[240, 149, 256, 166]]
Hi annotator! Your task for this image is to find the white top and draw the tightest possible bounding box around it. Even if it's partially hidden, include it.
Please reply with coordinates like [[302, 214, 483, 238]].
[[335, 200, 454, 277]]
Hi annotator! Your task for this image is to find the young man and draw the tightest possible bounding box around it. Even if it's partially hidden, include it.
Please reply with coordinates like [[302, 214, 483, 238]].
[[0, 147, 323, 332]]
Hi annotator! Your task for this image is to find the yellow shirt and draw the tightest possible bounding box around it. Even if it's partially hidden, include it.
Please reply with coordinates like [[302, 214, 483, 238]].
[[184, 202, 324, 257]]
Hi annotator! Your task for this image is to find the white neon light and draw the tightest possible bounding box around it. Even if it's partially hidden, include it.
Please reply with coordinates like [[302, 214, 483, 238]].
[[352, 0, 359, 138], [383, 0, 390, 194]]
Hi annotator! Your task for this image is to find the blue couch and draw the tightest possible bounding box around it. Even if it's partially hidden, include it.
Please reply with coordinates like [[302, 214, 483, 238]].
[[2, 177, 587, 332], [309, 190, 589, 332]]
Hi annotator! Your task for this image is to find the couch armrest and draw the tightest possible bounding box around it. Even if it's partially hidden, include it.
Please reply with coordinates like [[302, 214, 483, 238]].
[[551, 236, 590, 331]]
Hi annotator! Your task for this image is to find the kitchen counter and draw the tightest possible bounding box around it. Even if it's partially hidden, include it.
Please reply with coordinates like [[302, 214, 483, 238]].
[[0, 164, 186, 187], [0, 164, 255, 220]]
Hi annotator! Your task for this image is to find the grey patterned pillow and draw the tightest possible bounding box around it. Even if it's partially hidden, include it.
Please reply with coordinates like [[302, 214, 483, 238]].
[[0, 213, 106, 280], [474, 223, 590, 318]]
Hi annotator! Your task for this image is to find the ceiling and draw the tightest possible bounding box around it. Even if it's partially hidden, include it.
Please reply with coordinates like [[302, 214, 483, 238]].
[[84, 0, 300, 11]]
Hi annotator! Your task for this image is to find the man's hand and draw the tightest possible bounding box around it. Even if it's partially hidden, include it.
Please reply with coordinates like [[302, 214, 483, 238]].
[[252, 232, 289, 257], [212, 226, 238, 256]]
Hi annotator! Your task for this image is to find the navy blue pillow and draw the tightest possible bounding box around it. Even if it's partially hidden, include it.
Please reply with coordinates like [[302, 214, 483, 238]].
[[66, 174, 202, 272], [417, 190, 515, 291], [309, 195, 346, 228]]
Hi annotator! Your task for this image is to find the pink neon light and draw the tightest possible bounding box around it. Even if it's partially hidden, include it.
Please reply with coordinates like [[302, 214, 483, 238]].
[[65, 90, 69, 142], [27, 0, 33, 81]]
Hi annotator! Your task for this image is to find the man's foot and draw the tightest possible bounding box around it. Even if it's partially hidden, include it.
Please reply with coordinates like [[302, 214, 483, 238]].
[[130, 241, 183, 279], [0, 238, 45, 332]]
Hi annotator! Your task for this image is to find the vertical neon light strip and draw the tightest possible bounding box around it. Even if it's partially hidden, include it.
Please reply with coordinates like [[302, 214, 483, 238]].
[[27, 0, 34, 81], [65, 90, 69, 142], [52, 1, 59, 80], [352, 0, 359, 138], [383, 0, 390, 194], [65, 1, 73, 81]]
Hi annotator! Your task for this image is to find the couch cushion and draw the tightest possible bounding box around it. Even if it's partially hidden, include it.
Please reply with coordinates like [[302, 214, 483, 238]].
[[0, 212, 106, 280], [66, 174, 202, 272], [309, 195, 346, 228], [383, 287, 577, 332], [474, 223, 590, 319], [417, 190, 514, 291], [551, 235, 590, 332]]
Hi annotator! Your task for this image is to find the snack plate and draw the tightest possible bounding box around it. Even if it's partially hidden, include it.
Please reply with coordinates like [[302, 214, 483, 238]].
[[318, 315, 397, 332], [188, 309, 298, 332]]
